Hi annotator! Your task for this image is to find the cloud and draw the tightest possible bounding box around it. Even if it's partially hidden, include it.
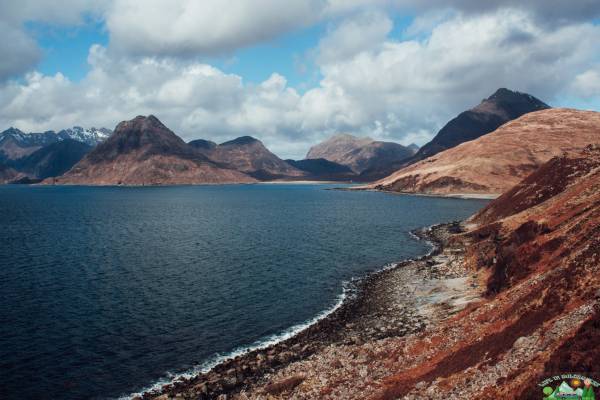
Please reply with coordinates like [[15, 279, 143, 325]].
[[102, 0, 600, 60], [317, 10, 392, 64], [395, 0, 600, 25], [0, 23, 41, 81], [1, 3, 600, 159], [0, 0, 104, 80], [301, 9, 600, 144], [571, 68, 600, 98], [105, 0, 326, 57]]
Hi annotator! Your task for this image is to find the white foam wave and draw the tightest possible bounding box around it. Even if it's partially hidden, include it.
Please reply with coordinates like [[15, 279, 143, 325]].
[[118, 226, 439, 399], [118, 284, 351, 400]]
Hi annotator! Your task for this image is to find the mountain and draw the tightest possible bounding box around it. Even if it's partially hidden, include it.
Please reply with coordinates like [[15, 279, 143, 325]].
[[407, 143, 419, 154], [285, 158, 356, 181], [0, 126, 111, 161], [47, 115, 255, 185], [411, 88, 550, 162], [355, 141, 418, 182], [193, 136, 305, 180], [56, 127, 112, 146], [0, 128, 53, 160], [373, 145, 600, 399], [369, 108, 600, 196], [12, 139, 92, 180], [306, 134, 414, 175], [306, 134, 373, 164], [188, 139, 217, 151], [0, 163, 19, 183]]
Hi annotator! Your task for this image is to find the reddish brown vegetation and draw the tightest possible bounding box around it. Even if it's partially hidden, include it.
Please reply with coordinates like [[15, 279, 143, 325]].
[[371, 145, 600, 399]]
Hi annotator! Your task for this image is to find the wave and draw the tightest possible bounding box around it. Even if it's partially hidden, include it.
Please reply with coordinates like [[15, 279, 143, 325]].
[[118, 225, 439, 400], [118, 283, 353, 400]]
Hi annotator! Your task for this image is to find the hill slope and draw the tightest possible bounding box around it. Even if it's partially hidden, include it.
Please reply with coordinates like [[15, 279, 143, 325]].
[[48, 116, 255, 185], [306, 134, 414, 175], [412, 88, 550, 162], [194, 136, 305, 180], [0, 126, 110, 161], [13, 139, 92, 180], [370, 108, 600, 196], [373, 144, 600, 399], [0, 163, 19, 183], [285, 158, 356, 181]]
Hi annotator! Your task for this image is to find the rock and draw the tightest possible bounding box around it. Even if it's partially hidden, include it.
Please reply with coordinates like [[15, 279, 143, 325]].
[[263, 375, 305, 395], [194, 383, 209, 395], [513, 336, 529, 349], [415, 381, 427, 390]]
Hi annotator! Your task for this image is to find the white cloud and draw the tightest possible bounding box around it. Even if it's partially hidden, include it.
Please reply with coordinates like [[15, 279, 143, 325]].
[[0, 23, 41, 81], [105, 0, 325, 57], [1, 3, 600, 159], [317, 10, 392, 64], [571, 68, 600, 98], [298, 9, 600, 150], [0, 0, 104, 80]]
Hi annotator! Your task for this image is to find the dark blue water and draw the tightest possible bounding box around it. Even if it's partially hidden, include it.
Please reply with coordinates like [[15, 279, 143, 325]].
[[0, 184, 487, 399]]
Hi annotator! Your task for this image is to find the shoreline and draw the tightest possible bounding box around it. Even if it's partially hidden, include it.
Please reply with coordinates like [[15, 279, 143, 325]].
[[138, 221, 480, 400], [337, 187, 500, 200]]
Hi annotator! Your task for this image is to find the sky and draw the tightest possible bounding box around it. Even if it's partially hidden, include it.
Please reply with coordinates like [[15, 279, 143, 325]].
[[1, 1, 600, 159]]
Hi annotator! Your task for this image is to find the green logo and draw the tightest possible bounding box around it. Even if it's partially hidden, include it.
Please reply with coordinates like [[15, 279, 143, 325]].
[[539, 374, 598, 399]]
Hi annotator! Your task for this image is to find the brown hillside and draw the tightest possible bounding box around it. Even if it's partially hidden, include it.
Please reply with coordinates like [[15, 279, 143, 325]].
[[371, 108, 600, 196], [48, 116, 255, 185], [374, 145, 600, 399]]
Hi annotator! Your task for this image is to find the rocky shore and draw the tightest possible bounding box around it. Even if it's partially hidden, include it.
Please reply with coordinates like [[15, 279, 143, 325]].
[[140, 221, 482, 400]]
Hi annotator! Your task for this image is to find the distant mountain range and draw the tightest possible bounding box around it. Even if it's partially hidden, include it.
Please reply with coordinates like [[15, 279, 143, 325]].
[[2, 88, 576, 187], [11, 139, 93, 182], [0, 126, 111, 182], [190, 136, 304, 180], [285, 158, 355, 181], [49, 116, 254, 185], [0, 126, 110, 161], [306, 134, 416, 176]]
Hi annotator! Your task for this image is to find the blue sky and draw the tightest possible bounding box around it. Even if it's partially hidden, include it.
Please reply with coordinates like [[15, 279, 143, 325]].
[[23, 5, 414, 90], [1, 1, 600, 158], [26, 12, 419, 90], [28, 19, 109, 82]]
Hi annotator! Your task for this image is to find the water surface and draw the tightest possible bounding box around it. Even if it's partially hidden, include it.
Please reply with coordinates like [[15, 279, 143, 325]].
[[0, 184, 487, 399]]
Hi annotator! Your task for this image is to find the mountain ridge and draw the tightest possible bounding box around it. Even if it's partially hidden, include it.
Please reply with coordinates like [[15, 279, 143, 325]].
[[193, 135, 305, 180], [369, 108, 600, 196], [0, 126, 111, 161], [306, 134, 414, 176], [47, 115, 255, 185], [409, 88, 550, 164]]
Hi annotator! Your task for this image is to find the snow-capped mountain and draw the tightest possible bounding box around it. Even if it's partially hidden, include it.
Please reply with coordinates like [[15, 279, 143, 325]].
[[0, 126, 111, 147], [0, 126, 112, 161], [0, 128, 60, 147], [56, 127, 112, 146]]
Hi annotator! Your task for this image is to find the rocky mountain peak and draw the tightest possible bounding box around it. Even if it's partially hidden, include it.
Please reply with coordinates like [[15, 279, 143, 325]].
[[408, 88, 551, 162], [188, 139, 217, 150], [475, 87, 550, 117], [220, 136, 261, 146]]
